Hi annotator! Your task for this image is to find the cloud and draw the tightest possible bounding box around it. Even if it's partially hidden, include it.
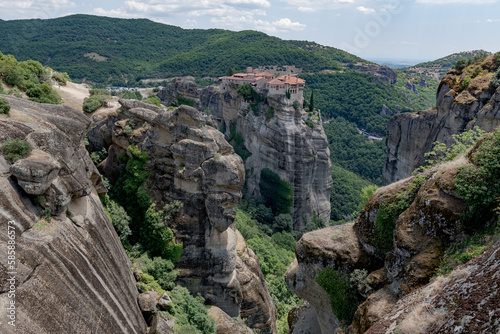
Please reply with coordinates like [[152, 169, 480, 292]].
[[280, 0, 356, 11], [356, 6, 375, 14], [0, 0, 75, 19], [415, 0, 497, 3]]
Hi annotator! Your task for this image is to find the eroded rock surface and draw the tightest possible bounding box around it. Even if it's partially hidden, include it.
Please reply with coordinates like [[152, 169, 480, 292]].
[[0, 95, 146, 334], [94, 99, 276, 333], [158, 79, 332, 230], [383, 55, 500, 185], [285, 222, 375, 333]]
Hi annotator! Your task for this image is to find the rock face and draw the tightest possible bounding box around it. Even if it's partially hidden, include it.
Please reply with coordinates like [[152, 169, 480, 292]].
[[356, 64, 398, 85], [285, 222, 376, 333], [383, 55, 500, 185], [158, 78, 332, 230], [286, 134, 499, 333], [93, 99, 276, 333], [0, 95, 146, 333], [366, 239, 500, 334]]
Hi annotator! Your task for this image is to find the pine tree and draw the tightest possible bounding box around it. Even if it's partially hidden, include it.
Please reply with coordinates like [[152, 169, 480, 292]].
[[309, 90, 314, 112]]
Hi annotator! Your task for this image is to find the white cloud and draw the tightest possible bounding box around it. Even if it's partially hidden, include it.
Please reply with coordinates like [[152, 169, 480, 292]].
[[0, 0, 75, 19], [416, 0, 497, 3], [356, 6, 375, 14], [298, 6, 315, 12]]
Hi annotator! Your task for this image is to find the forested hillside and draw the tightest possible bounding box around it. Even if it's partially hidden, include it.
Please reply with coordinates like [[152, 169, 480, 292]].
[[0, 15, 362, 85]]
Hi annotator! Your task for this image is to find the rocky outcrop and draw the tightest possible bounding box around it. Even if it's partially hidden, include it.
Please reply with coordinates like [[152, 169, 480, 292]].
[[216, 84, 332, 230], [383, 55, 500, 185], [158, 78, 332, 230], [285, 222, 376, 333], [286, 132, 500, 333], [366, 239, 500, 334], [0, 95, 146, 333], [93, 99, 276, 333], [356, 64, 397, 85]]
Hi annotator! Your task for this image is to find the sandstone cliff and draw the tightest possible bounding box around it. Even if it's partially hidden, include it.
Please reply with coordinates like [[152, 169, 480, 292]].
[[90, 99, 277, 333], [383, 54, 500, 185], [158, 78, 333, 230], [286, 131, 499, 333], [0, 95, 147, 333]]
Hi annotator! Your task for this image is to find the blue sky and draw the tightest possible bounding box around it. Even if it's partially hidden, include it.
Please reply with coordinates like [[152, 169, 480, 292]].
[[0, 0, 499, 62]]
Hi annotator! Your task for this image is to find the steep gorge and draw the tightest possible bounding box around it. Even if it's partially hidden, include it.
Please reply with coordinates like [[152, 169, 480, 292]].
[[89, 99, 277, 333]]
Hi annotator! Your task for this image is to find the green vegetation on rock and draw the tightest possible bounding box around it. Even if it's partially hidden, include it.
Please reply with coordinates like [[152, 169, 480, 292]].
[[259, 168, 294, 216], [0, 97, 10, 115], [315, 267, 358, 324], [235, 208, 299, 334], [1, 138, 32, 162], [374, 175, 425, 255], [455, 129, 500, 232]]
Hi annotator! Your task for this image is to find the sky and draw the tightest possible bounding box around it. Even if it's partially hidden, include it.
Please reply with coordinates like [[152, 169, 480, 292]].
[[0, 0, 499, 62]]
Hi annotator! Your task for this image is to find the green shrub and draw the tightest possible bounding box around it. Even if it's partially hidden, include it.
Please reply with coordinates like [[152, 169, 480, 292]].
[[106, 199, 132, 243], [1, 138, 32, 162], [227, 123, 251, 163], [176, 95, 195, 107], [455, 59, 468, 71], [167, 286, 216, 334], [41, 207, 52, 222], [435, 223, 500, 277], [89, 88, 111, 96], [144, 95, 162, 107], [461, 75, 472, 89], [52, 72, 70, 86], [315, 267, 358, 323], [0, 97, 10, 115], [413, 126, 487, 175], [259, 168, 294, 216], [83, 94, 107, 113], [143, 201, 183, 261], [8, 87, 22, 98], [265, 107, 275, 120], [90, 147, 108, 165], [490, 67, 500, 90], [26, 83, 62, 104], [455, 129, 500, 231], [132, 253, 178, 291], [122, 91, 143, 100]]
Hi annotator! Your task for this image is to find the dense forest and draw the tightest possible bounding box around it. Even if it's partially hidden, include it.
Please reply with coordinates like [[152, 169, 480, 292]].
[[0, 15, 362, 85]]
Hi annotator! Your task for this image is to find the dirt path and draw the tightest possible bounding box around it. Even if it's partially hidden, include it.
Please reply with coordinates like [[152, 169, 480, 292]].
[[56, 82, 90, 111]]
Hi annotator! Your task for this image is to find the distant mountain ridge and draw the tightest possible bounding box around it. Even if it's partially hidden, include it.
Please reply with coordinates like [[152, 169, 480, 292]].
[[414, 50, 492, 68], [0, 14, 363, 85]]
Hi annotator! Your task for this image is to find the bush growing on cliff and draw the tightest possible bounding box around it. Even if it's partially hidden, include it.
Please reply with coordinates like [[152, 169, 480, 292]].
[[132, 253, 178, 291], [374, 175, 425, 255], [26, 82, 62, 104], [1, 138, 32, 162], [455, 129, 500, 232], [0, 97, 10, 115], [413, 126, 487, 175], [167, 286, 216, 334], [490, 67, 500, 90], [83, 94, 107, 112], [315, 267, 358, 323]]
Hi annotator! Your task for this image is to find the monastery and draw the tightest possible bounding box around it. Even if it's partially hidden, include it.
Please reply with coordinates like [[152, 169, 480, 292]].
[[220, 67, 305, 101]]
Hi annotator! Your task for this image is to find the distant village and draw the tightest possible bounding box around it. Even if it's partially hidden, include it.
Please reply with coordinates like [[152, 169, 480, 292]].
[[220, 67, 306, 102]]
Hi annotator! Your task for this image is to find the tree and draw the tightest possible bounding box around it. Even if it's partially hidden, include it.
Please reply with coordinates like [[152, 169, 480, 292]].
[[309, 90, 314, 112], [259, 168, 294, 216], [226, 67, 236, 76]]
